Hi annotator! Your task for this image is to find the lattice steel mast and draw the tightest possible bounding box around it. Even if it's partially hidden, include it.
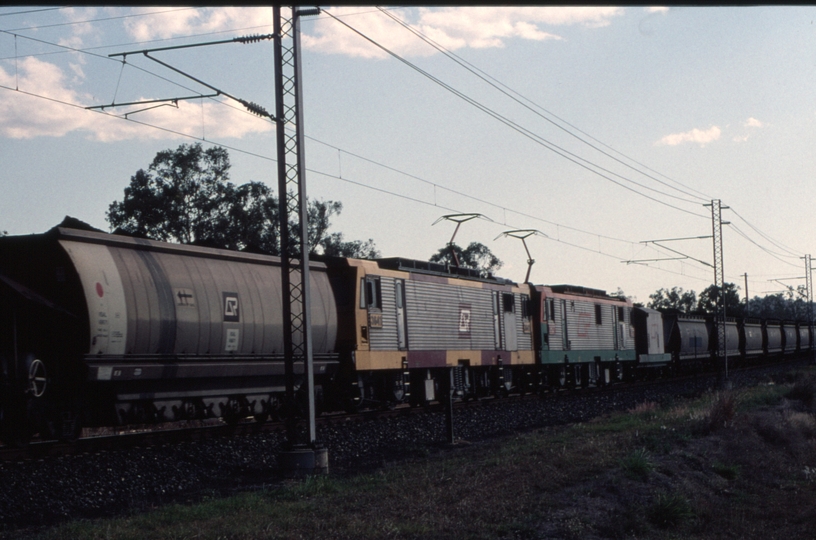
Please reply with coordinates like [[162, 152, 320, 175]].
[[274, 6, 320, 446], [806, 254, 814, 364], [707, 199, 729, 380]]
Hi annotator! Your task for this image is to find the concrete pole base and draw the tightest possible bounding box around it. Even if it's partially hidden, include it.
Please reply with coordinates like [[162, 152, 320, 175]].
[[278, 446, 329, 478]]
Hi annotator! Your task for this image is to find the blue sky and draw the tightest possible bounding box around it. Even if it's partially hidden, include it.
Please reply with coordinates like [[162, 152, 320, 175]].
[[1, 6, 814, 304]]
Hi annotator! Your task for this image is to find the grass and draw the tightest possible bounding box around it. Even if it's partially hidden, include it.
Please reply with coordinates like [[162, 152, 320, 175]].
[[620, 448, 653, 481], [12, 366, 816, 540], [712, 461, 741, 480], [647, 492, 694, 529]]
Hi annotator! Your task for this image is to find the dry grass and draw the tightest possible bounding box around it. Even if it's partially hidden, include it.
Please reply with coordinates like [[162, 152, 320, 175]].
[[19, 367, 816, 540]]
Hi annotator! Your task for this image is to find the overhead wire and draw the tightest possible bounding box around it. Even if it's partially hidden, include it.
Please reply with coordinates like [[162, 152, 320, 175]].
[[375, 6, 712, 205], [0, 7, 65, 17], [358, 8, 810, 279], [728, 207, 803, 258], [0, 11, 727, 280], [0, 77, 714, 286], [1, 7, 198, 33], [322, 8, 710, 220], [0, 7, 806, 290]]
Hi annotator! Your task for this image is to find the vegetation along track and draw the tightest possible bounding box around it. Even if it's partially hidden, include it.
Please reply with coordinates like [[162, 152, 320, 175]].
[[0, 354, 808, 463], [0, 355, 809, 534]]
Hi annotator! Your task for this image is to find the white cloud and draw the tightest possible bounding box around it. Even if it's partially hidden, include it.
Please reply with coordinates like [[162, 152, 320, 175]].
[[0, 58, 272, 141], [645, 7, 670, 14], [655, 125, 721, 147], [732, 117, 764, 142], [304, 6, 621, 59], [118, 6, 623, 59], [123, 7, 273, 42]]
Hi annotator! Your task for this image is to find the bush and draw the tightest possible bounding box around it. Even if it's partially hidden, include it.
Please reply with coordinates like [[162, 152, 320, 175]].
[[620, 448, 653, 481], [712, 461, 740, 480], [786, 376, 816, 409], [647, 492, 694, 528], [707, 392, 737, 433]]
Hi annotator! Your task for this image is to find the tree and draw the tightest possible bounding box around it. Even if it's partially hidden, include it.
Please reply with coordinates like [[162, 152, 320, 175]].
[[429, 241, 503, 277], [107, 143, 379, 258], [648, 286, 697, 313], [744, 287, 808, 320], [696, 282, 743, 316], [107, 143, 231, 245]]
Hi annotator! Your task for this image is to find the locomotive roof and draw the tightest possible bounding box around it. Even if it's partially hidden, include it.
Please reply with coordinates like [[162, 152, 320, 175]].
[[547, 284, 610, 298], [374, 257, 515, 285]]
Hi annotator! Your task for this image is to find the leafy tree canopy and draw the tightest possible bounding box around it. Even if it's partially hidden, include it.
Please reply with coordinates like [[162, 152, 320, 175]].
[[107, 143, 379, 259], [648, 286, 698, 313], [648, 282, 814, 320], [744, 286, 810, 320], [696, 283, 743, 316], [429, 241, 503, 277]]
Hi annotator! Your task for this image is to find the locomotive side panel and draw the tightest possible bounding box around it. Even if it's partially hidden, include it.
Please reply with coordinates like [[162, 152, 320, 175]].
[[536, 285, 636, 365]]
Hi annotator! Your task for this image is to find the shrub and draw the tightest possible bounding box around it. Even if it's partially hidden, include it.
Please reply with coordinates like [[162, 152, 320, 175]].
[[786, 376, 816, 408], [620, 448, 653, 481], [712, 461, 740, 480], [707, 392, 737, 433], [647, 492, 694, 528]]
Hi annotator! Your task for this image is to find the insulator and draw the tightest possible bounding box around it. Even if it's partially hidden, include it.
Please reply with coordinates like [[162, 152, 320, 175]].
[[235, 33, 275, 44], [242, 100, 271, 118]]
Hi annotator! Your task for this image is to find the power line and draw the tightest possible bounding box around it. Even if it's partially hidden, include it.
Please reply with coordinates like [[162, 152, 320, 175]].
[[0, 80, 737, 290], [0, 7, 65, 18], [1, 7, 197, 33], [375, 6, 712, 205], [1, 9, 805, 289], [322, 8, 709, 220], [0, 23, 277, 62]]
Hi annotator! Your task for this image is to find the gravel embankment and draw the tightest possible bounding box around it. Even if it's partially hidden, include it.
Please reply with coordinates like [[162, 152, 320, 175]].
[[0, 362, 798, 534]]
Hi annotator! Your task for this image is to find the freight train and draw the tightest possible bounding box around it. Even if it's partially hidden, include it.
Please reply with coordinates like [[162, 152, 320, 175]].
[[0, 221, 812, 446]]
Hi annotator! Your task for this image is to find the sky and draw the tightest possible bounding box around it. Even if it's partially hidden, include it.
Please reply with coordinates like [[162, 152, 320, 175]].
[[1, 6, 815, 305]]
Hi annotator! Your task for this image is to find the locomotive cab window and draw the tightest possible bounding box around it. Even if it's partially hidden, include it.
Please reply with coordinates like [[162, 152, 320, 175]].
[[547, 298, 555, 321], [618, 306, 625, 322], [595, 304, 602, 325], [502, 293, 514, 313], [363, 277, 382, 310]]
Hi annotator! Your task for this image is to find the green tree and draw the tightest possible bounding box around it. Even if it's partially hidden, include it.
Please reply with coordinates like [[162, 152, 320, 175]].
[[107, 143, 379, 258], [744, 287, 808, 320], [648, 286, 697, 313], [429, 241, 503, 277], [696, 282, 743, 316]]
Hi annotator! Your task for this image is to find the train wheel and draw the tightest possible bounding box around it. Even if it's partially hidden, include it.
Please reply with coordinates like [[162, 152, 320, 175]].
[[595, 361, 608, 387], [573, 365, 583, 389], [557, 365, 568, 389], [27, 358, 47, 398], [580, 364, 590, 389]]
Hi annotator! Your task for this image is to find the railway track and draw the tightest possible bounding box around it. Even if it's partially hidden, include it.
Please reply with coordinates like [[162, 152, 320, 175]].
[[1, 354, 809, 462]]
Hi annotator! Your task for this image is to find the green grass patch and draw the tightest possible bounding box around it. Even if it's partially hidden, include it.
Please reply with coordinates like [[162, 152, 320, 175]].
[[23, 367, 816, 540], [620, 447, 654, 481], [647, 492, 694, 529], [712, 461, 741, 480]]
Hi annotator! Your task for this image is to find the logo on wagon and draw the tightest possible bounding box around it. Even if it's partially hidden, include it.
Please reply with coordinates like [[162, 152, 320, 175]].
[[223, 292, 239, 322], [459, 305, 472, 334]]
